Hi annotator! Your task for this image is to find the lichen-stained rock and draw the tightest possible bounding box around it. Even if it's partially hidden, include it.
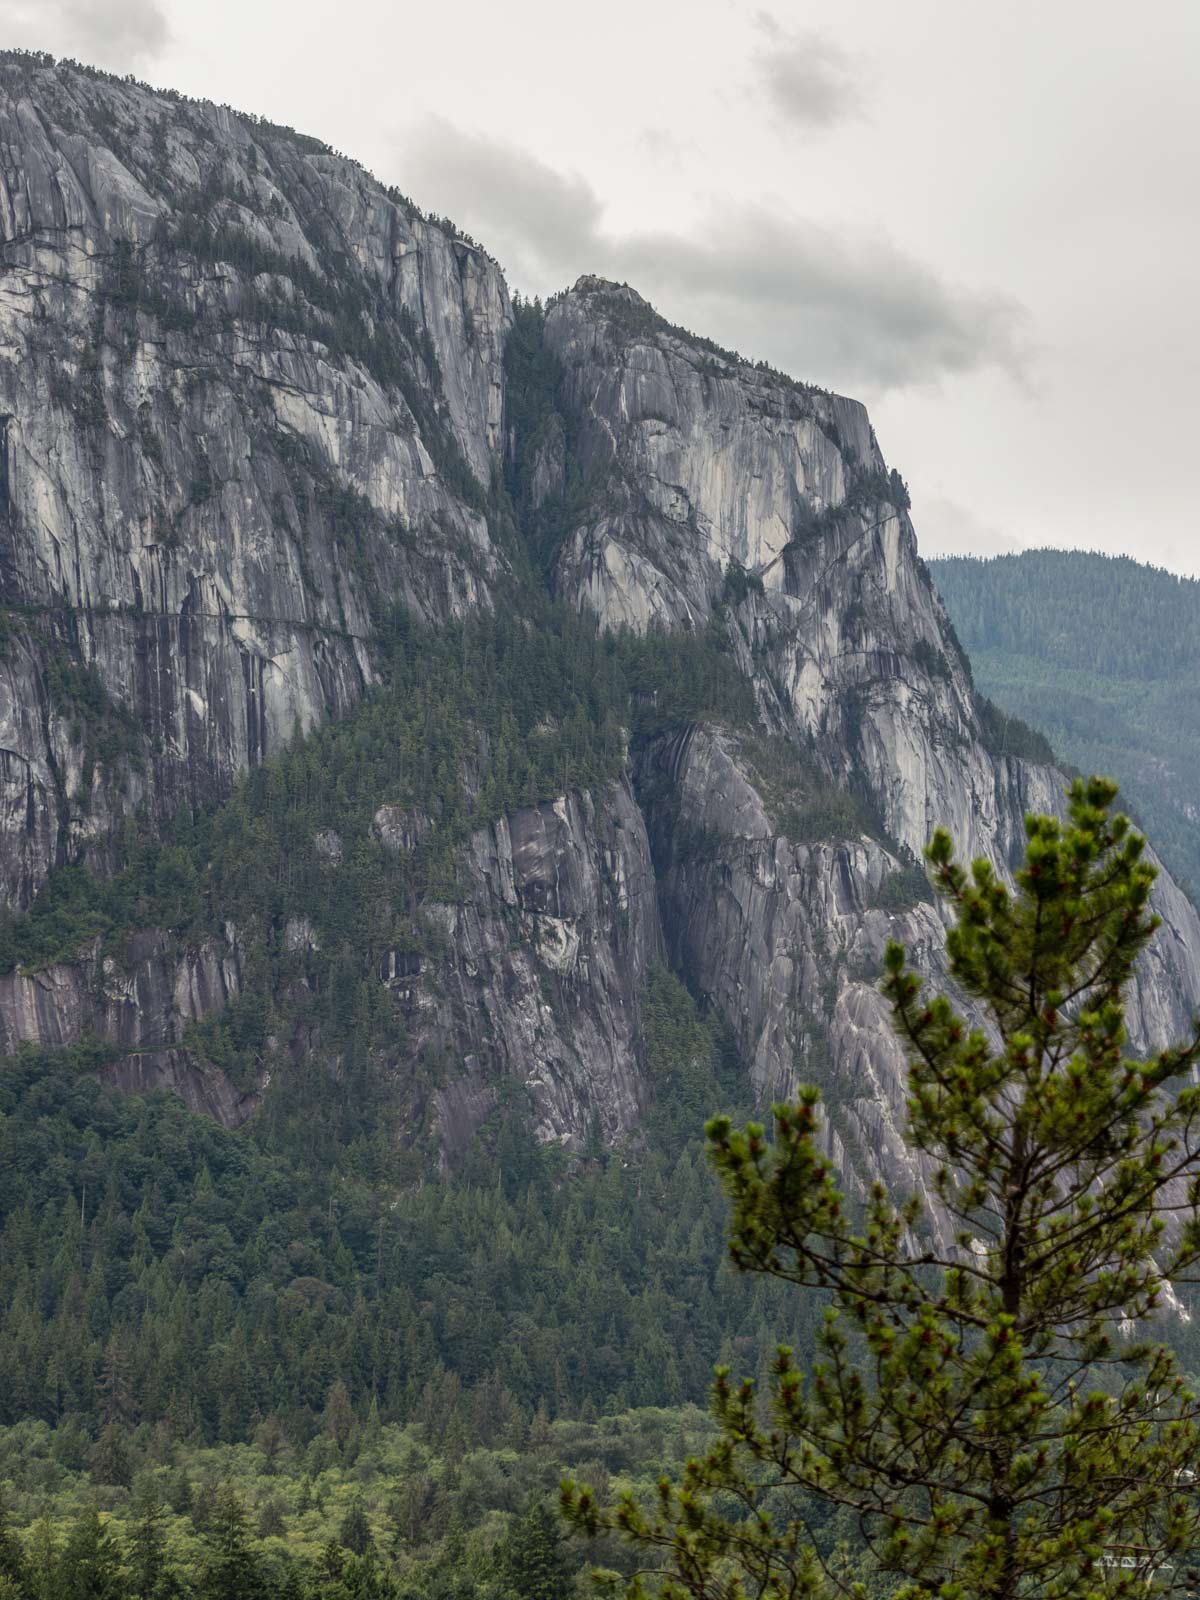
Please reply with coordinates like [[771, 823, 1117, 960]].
[[0, 55, 511, 907], [409, 779, 664, 1152]]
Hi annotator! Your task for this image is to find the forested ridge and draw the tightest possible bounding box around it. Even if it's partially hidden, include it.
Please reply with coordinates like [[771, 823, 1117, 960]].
[[931, 550, 1200, 894]]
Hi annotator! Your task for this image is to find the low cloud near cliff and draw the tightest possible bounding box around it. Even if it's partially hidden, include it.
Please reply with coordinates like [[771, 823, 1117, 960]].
[[403, 116, 1030, 396]]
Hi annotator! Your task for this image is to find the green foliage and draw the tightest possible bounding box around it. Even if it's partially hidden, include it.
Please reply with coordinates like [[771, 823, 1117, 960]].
[[57, 1504, 125, 1600], [199, 1485, 268, 1600], [566, 778, 1200, 1598], [718, 563, 764, 609], [775, 788, 870, 844], [502, 299, 578, 575], [619, 620, 756, 737], [493, 1498, 572, 1600], [932, 552, 1200, 682], [0, 1407, 718, 1599], [888, 468, 911, 511], [337, 1499, 372, 1558], [0, 1006, 801, 1444], [933, 549, 1200, 895], [640, 969, 742, 1156], [974, 693, 1056, 765], [0, 866, 124, 971], [45, 651, 143, 797], [868, 861, 933, 911], [911, 636, 951, 681], [735, 736, 878, 845]]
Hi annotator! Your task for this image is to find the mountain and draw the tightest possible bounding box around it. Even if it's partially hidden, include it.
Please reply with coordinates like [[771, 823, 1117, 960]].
[[2, 47, 1200, 1489], [930, 550, 1200, 899]]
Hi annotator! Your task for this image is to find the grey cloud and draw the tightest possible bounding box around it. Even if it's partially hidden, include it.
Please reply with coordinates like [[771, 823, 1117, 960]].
[[405, 116, 601, 283], [750, 13, 863, 131], [615, 209, 1030, 393], [399, 119, 1031, 395], [912, 497, 1025, 561], [0, 0, 169, 64]]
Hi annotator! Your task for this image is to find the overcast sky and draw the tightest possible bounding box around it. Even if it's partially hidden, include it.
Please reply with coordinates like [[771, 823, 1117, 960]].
[[7, 0, 1199, 572]]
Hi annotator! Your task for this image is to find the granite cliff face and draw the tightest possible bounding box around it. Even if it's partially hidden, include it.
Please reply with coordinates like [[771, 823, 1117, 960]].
[[0, 55, 1197, 1179], [534, 278, 1200, 1180], [544, 279, 1046, 866], [0, 55, 509, 911], [414, 779, 663, 1153]]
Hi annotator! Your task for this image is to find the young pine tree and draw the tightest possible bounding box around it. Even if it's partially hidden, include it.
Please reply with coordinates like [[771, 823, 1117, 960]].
[[565, 779, 1200, 1599]]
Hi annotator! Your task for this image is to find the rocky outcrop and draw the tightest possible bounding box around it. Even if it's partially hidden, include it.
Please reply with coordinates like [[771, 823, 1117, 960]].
[[394, 778, 663, 1153], [638, 724, 941, 1196], [0, 54, 511, 908], [0, 770, 663, 1149], [0, 927, 241, 1053], [543, 279, 1028, 864], [0, 925, 260, 1126], [540, 277, 1200, 1179], [97, 1049, 263, 1128], [638, 724, 1200, 1188]]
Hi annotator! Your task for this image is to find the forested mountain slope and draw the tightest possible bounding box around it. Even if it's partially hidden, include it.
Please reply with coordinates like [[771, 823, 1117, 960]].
[[1, 53, 1200, 1565], [931, 551, 1200, 896]]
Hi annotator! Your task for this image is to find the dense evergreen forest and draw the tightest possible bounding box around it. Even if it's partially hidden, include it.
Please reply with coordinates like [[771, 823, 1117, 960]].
[[931, 550, 1200, 894], [0, 977, 829, 1596]]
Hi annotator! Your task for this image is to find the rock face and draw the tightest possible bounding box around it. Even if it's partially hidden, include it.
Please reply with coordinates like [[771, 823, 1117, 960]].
[[538, 278, 1200, 1174], [406, 779, 663, 1154], [0, 57, 1197, 1176], [0, 927, 258, 1126], [544, 280, 1043, 866], [0, 53, 510, 909]]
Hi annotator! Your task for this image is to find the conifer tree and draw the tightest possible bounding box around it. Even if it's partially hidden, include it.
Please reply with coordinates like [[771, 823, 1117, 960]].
[[57, 1507, 124, 1600], [198, 1485, 266, 1600], [126, 1482, 172, 1600], [496, 1498, 574, 1600], [323, 1380, 355, 1453], [339, 1497, 374, 1557], [25, 1514, 58, 1600], [565, 780, 1200, 1598], [0, 1492, 27, 1596]]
